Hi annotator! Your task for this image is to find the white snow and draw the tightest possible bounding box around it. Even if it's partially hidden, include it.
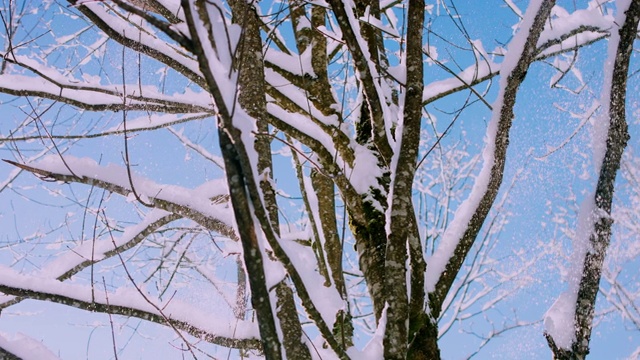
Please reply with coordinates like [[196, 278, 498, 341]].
[[359, 6, 399, 38], [184, 0, 240, 112], [265, 47, 315, 77], [75, 2, 201, 77], [106, 113, 211, 133], [540, 6, 613, 49], [0, 332, 60, 360], [40, 209, 171, 278], [349, 144, 386, 194], [426, 0, 547, 293], [349, 304, 387, 360], [279, 235, 344, 328], [537, 6, 613, 59], [544, 193, 596, 348], [0, 266, 260, 340], [25, 155, 235, 233], [543, 0, 633, 349], [0, 55, 212, 112], [591, 1, 627, 174], [422, 54, 498, 104], [264, 68, 340, 127]]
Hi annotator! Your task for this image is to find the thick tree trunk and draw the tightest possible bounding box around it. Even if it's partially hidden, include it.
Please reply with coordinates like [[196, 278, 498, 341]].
[[230, 1, 311, 358], [349, 202, 388, 320], [407, 319, 441, 360], [382, 0, 424, 355]]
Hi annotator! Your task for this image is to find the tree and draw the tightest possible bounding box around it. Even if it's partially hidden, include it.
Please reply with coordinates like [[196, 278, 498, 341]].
[[0, 0, 636, 359], [547, 144, 640, 360], [543, 2, 640, 359]]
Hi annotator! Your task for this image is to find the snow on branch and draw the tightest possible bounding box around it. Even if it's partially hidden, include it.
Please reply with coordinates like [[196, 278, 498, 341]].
[[0, 54, 212, 114], [2, 156, 236, 239], [69, 0, 203, 86], [422, 55, 499, 106], [425, 0, 556, 312], [0, 332, 61, 360], [325, 0, 394, 162], [1, 113, 211, 143], [544, 1, 640, 356], [0, 210, 181, 312], [0, 266, 260, 349], [537, 5, 613, 58], [422, 9, 612, 107]]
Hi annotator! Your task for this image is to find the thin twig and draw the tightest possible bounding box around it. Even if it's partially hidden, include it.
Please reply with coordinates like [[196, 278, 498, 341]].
[[102, 277, 120, 360]]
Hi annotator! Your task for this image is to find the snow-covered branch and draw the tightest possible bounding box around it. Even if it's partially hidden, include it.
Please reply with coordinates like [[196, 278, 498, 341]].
[[0, 54, 212, 114], [545, 2, 640, 357], [0, 266, 261, 349], [426, 0, 556, 314], [2, 157, 236, 239]]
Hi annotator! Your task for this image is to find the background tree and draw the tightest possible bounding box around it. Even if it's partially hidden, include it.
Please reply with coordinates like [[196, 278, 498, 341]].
[[0, 0, 637, 359]]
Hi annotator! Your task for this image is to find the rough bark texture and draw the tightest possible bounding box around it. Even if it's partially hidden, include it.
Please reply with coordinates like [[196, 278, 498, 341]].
[[0, 347, 22, 360], [382, 0, 424, 356], [276, 281, 312, 360], [429, 0, 556, 316], [406, 209, 430, 359], [0, 279, 261, 350], [295, 157, 332, 287], [407, 317, 440, 360], [182, 1, 283, 357], [349, 201, 388, 320], [230, 1, 311, 358], [312, 169, 347, 297], [546, 2, 640, 359]]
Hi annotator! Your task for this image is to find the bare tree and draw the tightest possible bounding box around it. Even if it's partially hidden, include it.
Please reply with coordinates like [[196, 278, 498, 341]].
[[543, 2, 640, 359], [0, 0, 634, 359], [547, 145, 640, 359]]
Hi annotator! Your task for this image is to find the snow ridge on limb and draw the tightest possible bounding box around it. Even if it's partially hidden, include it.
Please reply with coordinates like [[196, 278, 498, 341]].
[[175, 2, 284, 356], [0, 210, 180, 312], [537, 5, 614, 59], [0, 266, 261, 349], [422, 5, 613, 109], [0, 332, 61, 360], [0, 55, 211, 114], [325, 0, 394, 163], [425, 0, 556, 313], [544, 1, 640, 358], [67, 0, 204, 86], [182, 0, 349, 357], [2, 157, 236, 238]]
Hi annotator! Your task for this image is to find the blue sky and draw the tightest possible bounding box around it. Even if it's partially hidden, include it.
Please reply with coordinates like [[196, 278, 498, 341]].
[[0, 0, 639, 359]]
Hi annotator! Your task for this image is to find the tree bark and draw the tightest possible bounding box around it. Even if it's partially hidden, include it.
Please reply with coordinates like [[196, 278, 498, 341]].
[[547, 2, 640, 358], [230, 1, 312, 358], [429, 0, 556, 316], [382, 0, 424, 356]]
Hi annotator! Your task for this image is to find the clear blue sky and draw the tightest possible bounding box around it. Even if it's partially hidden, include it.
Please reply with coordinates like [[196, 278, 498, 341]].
[[0, 0, 639, 359]]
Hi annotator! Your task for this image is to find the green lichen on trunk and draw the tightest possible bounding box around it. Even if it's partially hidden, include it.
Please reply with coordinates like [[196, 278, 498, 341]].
[[332, 309, 354, 349], [276, 281, 312, 359], [311, 169, 347, 297], [348, 182, 389, 321]]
